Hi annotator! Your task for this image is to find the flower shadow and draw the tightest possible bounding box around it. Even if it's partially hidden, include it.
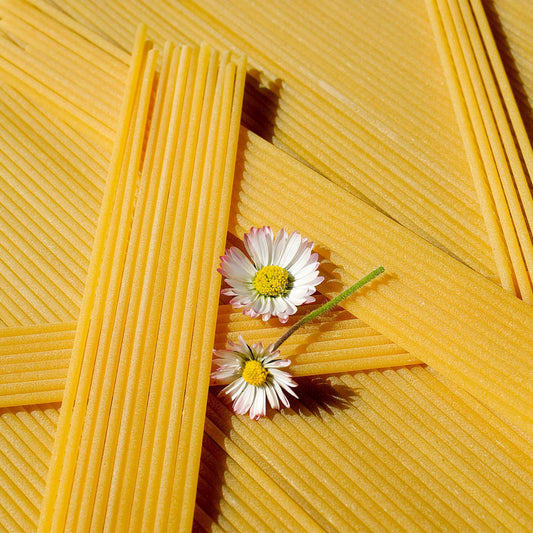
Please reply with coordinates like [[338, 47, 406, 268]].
[[287, 375, 361, 419], [241, 69, 282, 144]]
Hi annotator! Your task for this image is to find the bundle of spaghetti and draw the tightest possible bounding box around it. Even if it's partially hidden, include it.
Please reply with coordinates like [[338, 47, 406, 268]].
[[215, 302, 418, 376], [37, 24, 156, 531], [0, 322, 74, 408], [0, 301, 414, 413], [30, 0, 500, 280], [123, 46, 245, 533], [200, 417, 325, 532], [426, 0, 533, 303], [229, 128, 533, 434], [38, 28, 246, 531], [0, 81, 110, 327], [0, 0, 128, 149], [0, 403, 58, 532], [475, 0, 533, 264], [469, 0, 533, 190], [202, 363, 533, 531], [482, 0, 533, 136]]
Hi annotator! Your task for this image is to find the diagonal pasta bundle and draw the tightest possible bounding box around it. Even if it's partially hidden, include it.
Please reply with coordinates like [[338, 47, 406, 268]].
[[0, 82, 108, 327], [201, 364, 533, 531], [230, 127, 533, 434], [0, 0, 498, 278]]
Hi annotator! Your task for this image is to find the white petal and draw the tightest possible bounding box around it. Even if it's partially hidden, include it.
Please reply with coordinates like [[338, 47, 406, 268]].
[[211, 365, 240, 384], [291, 260, 320, 279], [219, 247, 256, 279], [264, 358, 291, 369], [220, 377, 247, 401], [244, 226, 273, 267], [292, 270, 324, 287], [286, 245, 312, 272], [280, 298, 297, 316], [276, 231, 303, 268], [234, 383, 255, 415], [265, 383, 280, 411], [249, 387, 267, 419], [271, 228, 289, 264]]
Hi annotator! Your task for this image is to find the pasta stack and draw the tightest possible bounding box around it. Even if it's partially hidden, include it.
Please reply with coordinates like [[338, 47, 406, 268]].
[[427, 0, 533, 300], [0, 0, 533, 532], [0, 323, 73, 407], [26, 0, 498, 279], [36, 28, 246, 532]]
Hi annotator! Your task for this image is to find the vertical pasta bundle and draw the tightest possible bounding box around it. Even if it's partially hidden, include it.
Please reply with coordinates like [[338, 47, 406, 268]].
[[38, 25, 246, 532], [38, 24, 156, 532], [426, 0, 533, 300]]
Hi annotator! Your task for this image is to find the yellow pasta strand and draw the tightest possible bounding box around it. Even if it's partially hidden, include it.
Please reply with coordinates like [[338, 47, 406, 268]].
[[0, 302, 415, 412]]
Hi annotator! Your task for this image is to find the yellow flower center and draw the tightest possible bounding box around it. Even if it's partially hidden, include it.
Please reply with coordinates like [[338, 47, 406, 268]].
[[242, 360, 268, 386], [252, 265, 290, 297]]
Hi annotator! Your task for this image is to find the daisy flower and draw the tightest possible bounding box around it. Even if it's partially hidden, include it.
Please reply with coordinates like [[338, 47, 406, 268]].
[[211, 335, 298, 419], [211, 265, 385, 419], [219, 226, 324, 323]]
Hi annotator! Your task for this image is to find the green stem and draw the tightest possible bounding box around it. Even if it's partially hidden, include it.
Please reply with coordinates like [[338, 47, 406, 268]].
[[272, 266, 385, 351]]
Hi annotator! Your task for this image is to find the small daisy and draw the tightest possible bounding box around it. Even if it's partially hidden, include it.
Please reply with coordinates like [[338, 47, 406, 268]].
[[211, 335, 298, 419], [219, 226, 324, 323]]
